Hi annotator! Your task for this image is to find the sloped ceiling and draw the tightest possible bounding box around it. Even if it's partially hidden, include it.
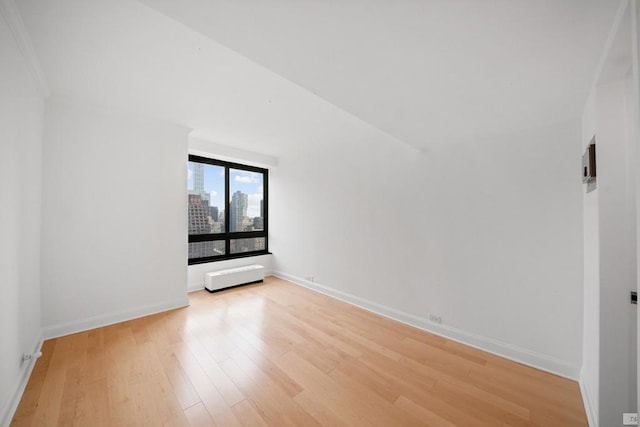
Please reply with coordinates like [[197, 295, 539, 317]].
[[17, 0, 620, 153]]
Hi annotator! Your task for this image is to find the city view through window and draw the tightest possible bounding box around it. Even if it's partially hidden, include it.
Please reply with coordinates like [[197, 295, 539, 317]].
[[188, 159, 266, 261]]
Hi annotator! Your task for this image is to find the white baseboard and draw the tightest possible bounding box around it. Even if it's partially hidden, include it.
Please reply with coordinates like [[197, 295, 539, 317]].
[[273, 271, 581, 381], [43, 296, 189, 340], [188, 283, 205, 293], [1, 334, 44, 427], [580, 377, 598, 427]]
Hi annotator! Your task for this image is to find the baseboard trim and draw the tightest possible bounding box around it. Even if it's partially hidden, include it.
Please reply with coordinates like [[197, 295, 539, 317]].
[[579, 376, 598, 427], [188, 283, 205, 293], [273, 271, 580, 381], [1, 334, 43, 427], [42, 296, 190, 340]]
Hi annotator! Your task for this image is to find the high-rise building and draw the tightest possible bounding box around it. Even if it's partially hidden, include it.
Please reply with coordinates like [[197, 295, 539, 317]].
[[208, 205, 223, 232], [230, 190, 248, 232], [193, 163, 205, 192], [188, 194, 210, 234], [209, 206, 219, 222], [189, 241, 225, 259], [230, 237, 265, 253], [191, 162, 210, 206], [253, 217, 264, 230]]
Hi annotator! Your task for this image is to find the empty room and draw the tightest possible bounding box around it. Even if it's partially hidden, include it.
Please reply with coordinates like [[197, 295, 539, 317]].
[[1, 0, 639, 426]]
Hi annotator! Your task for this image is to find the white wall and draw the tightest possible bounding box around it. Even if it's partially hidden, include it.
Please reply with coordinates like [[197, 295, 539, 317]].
[[594, 76, 638, 425], [271, 119, 584, 377], [189, 137, 278, 169], [636, 1, 640, 416], [581, 90, 600, 425], [0, 8, 44, 425], [40, 98, 190, 338], [580, 3, 639, 424]]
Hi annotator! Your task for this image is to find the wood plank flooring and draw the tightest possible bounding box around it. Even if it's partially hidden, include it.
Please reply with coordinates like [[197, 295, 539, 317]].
[[11, 276, 588, 426]]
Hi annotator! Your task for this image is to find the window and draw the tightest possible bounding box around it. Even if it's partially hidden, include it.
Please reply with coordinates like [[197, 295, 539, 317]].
[[188, 155, 268, 264]]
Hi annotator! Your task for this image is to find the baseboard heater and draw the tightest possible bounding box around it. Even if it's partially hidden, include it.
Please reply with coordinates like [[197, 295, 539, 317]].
[[205, 264, 265, 293]]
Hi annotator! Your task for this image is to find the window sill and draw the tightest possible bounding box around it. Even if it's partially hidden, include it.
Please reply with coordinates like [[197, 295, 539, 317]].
[[188, 251, 272, 265]]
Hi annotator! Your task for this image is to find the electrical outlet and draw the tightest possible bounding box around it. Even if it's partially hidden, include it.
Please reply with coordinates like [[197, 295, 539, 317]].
[[21, 351, 42, 364], [428, 314, 442, 324], [304, 276, 314, 283]]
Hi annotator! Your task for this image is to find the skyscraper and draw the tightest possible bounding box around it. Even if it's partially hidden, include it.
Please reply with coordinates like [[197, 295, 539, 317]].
[[191, 162, 209, 206], [209, 206, 219, 222], [193, 163, 204, 192], [230, 190, 248, 232], [188, 194, 210, 234]]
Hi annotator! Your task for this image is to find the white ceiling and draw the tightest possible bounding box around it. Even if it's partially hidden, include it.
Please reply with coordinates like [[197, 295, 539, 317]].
[[17, 0, 621, 153]]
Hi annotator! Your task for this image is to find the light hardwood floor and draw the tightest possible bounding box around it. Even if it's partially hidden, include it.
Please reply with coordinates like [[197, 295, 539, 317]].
[[12, 276, 587, 426]]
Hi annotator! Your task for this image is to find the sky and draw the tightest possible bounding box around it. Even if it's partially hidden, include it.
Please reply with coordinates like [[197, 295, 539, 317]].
[[188, 162, 264, 218]]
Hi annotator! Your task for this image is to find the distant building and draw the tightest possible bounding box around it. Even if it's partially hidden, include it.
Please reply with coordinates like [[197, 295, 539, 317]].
[[253, 217, 264, 230], [209, 205, 219, 222], [255, 238, 265, 250], [193, 163, 205, 193], [188, 194, 210, 234], [189, 241, 224, 259], [230, 190, 248, 232], [231, 237, 265, 253], [191, 162, 210, 206]]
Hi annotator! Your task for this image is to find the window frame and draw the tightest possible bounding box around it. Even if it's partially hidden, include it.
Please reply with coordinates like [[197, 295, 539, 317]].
[[188, 154, 269, 264]]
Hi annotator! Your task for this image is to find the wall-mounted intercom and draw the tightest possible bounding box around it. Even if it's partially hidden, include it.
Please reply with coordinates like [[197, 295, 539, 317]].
[[582, 136, 596, 192]]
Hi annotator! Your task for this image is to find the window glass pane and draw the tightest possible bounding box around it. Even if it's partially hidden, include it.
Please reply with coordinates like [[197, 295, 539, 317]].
[[189, 241, 226, 259], [230, 238, 266, 254], [188, 162, 225, 234], [229, 169, 264, 232], [188, 157, 268, 264]]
